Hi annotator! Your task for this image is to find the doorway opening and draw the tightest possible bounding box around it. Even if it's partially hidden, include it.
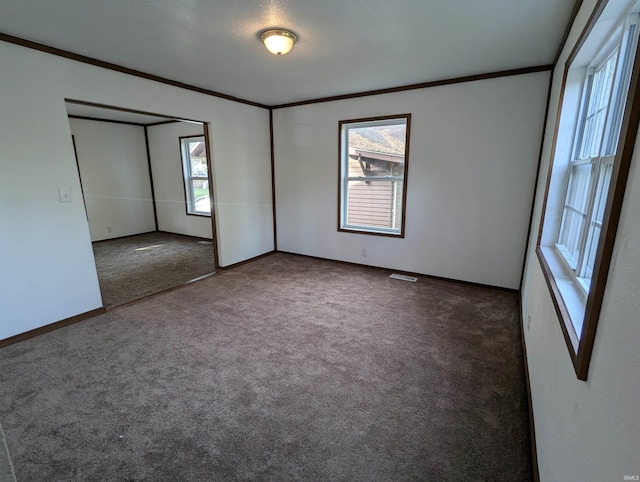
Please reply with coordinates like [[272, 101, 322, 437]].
[[66, 99, 218, 307]]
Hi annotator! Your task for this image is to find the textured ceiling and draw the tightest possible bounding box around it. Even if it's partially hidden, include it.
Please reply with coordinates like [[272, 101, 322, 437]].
[[0, 0, 576, 106]]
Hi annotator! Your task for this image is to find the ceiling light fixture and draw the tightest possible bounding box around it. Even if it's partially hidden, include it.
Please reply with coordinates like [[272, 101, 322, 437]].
[[260, 29, 297, 56]]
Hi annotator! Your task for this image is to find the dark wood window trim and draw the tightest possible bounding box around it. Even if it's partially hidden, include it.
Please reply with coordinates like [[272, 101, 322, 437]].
[[535, 0, 640, 380], [553, 0, 586, 65], [338, 114, 411, 238]]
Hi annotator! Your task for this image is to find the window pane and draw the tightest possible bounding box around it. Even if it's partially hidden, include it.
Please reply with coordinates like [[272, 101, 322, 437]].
[[558, 209, 585, 267], [580, 225, 601, 288], [580, 162, 613, 282], [557, 163, 593, 267], [188, 141, 208, 177], [566, 163, 592, 211], [346, 180, 402, 230], [579, 52, 618, 159], [180, 136, 210, 216], [604, 24, 637, 155], [191, 180, 210, 214], [348, 125, 406, 177], [595, 162, 613, 222]]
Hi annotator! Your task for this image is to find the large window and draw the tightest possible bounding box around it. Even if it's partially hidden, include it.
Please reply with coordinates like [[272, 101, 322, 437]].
[[537, 2, 640, 380], [556, 26, 635, 293], [180, 135, 211, 216], [338, 114, 411, 236]]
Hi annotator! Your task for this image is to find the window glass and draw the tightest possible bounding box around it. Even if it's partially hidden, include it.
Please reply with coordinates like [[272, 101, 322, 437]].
[[180, 136, 211, 216]]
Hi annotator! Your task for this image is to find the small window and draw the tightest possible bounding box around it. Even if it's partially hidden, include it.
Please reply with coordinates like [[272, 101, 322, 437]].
[[338, 114, 411, 236], [537, 5, 640, 380], [180, 135, 211, 216]]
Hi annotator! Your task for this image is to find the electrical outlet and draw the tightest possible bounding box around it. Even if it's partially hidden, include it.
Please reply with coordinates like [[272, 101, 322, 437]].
[[362, 248, 367, 257], [527, 313, 532, 330], [107, 226, 113, 233]]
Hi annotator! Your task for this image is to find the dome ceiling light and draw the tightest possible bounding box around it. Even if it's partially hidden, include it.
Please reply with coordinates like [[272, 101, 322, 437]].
[[260, 29, 297, 56]]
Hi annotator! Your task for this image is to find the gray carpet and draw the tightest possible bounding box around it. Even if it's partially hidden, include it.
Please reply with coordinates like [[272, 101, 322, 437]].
[[93, 231, 215, 307], [0, 422, 16, 482], [0, 253, 531, 481]]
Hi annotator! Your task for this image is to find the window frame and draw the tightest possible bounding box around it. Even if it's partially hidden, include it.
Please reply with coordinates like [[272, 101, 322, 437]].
[[337, 114, 411, 237], [536, 1, 640, 380], [179, 135, 211, 217]]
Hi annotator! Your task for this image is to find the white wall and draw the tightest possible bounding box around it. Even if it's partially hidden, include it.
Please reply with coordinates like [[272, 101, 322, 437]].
[[146, 122, 213, 239], [521, 0, 640, 479], [0, 40, 272, 341], [212, 108, 275, 267], [69, 118, 155, 241], [273, 72, 549, 289], [0, 50, 103, 339]]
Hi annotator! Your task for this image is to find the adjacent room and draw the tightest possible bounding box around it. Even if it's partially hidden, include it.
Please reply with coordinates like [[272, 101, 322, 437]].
[[0, 0, 639, 481], [65, 103, 217, 306]]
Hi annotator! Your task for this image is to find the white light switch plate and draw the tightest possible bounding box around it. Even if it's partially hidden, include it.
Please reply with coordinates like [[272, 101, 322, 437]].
[[59, 187, 72, 203]]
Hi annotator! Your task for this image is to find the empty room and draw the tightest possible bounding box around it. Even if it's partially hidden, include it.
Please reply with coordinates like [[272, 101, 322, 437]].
[[0, 0, 639, 481]]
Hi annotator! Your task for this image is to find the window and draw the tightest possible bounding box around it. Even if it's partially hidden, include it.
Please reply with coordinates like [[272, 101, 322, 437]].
[[537, 3, 640, 380], [180, 135, 211, 216], [338, 114, 411, 236], [556, 27, 635, 293]]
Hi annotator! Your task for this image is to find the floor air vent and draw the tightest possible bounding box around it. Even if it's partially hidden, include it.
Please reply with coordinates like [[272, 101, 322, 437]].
[[390, 274, 418, 282]]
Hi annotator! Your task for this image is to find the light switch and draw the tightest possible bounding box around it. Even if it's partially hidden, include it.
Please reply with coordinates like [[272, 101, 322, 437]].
[[59, 187, 72, 203]]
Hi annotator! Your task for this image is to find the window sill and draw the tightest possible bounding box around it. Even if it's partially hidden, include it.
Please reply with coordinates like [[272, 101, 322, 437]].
[[338, 226, 403, 238], [536, 246, 586, 352]]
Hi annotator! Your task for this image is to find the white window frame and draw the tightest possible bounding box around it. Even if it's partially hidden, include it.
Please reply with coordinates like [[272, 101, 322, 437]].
[[338, 114, 411, 237], [180, 135, 210, 217]]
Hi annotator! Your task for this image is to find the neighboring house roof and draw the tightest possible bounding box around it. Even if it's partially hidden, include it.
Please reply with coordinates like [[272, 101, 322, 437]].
[[190, 141, 206, 158], [349, 148, 404, 164], [349, 125, 406, 156], [348, 126, 406, 178]]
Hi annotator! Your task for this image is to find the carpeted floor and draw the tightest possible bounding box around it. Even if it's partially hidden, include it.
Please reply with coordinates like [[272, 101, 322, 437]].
[[93, 231, 215, 307], [0, 422, 16, 482], [0, 253, 532, 481]]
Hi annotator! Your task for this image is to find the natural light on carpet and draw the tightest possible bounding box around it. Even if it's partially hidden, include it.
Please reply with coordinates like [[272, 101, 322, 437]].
[[134, 244, 164, 251]]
